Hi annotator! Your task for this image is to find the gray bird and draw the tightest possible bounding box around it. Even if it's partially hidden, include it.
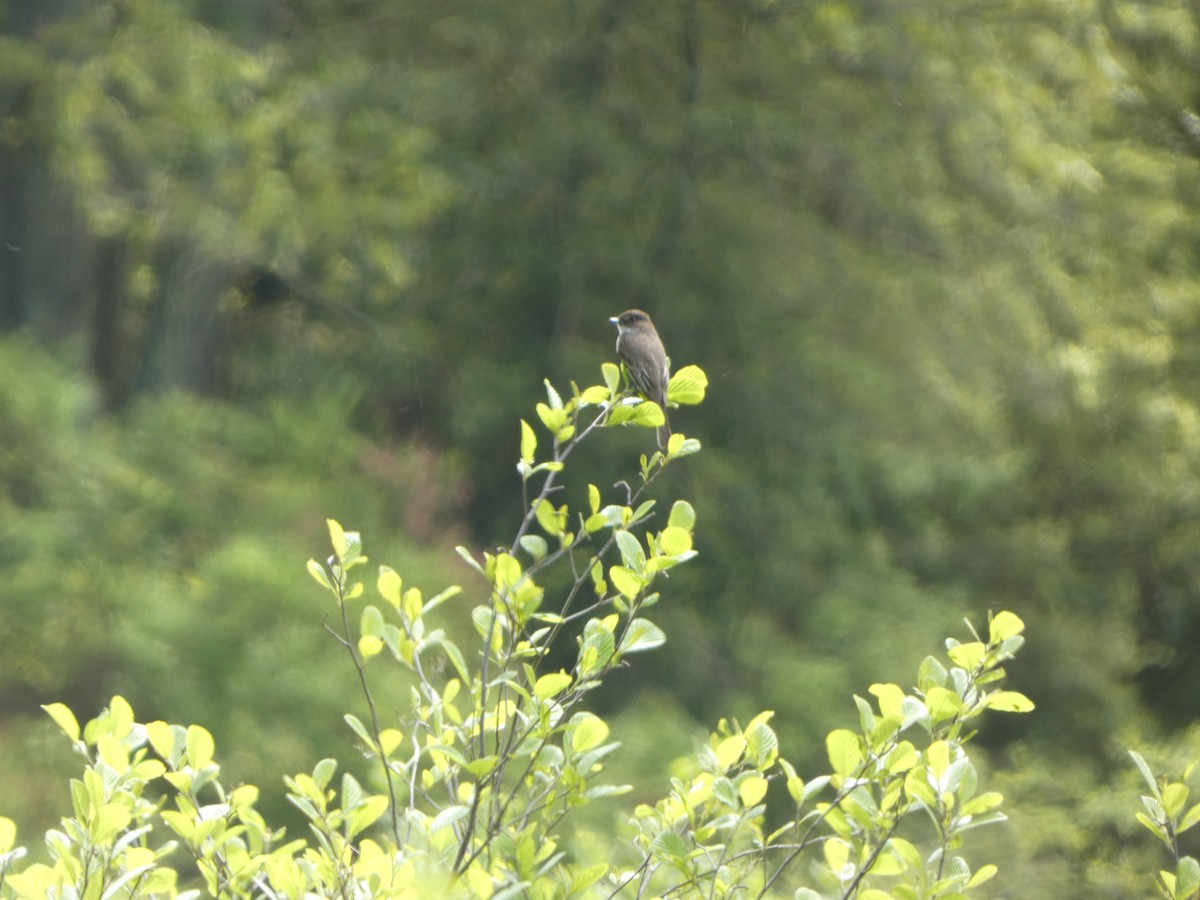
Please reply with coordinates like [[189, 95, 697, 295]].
[[610, 309, 671, 449]]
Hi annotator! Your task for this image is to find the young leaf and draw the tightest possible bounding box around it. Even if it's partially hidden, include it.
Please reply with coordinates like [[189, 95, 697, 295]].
[[534, 672, 573, 699], [947, 641, 985, 670], [186, 725, 215, 770], [618, 618, 666, 654], [988, 610, 1025, 643], [326, 518, 347, 557], [519, 534, 549, 561], [567, 714, 610, 755], [602, 362, 621, 396], [667, 500, 696, 531], [658, 526, 693, 557], [826, 729, 863, 777], [307, 559, 333, 590], [983, 690, 1035, 713], [42, 703, 80, 742], [667, 365, 708, 405], [1130, 751, 1161, 798], [1178, 803, 1200, 835], [520, 419, 537, 464], [609, 566, 643, 601], [739, 775, 769, 807], [377, 566, 402, 608]]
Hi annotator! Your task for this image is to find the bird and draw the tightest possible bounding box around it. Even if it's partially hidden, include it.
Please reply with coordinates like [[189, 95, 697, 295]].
[[610, 309, 671, 449]]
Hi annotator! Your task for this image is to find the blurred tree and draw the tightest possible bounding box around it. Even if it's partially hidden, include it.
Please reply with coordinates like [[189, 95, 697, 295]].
[[3, 0, 1200, 894]]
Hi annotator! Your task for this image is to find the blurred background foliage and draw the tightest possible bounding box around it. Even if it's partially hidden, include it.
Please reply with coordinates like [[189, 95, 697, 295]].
[[3, 0, 1200, 894]]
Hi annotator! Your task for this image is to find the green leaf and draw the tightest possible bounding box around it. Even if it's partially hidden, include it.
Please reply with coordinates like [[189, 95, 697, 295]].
[[472, 606, 506, 652], [579, 385, 610, 405], [960, 791, 1004, 816], [667, 365, 708, 405], [346, 795, 389, 839], [658, 525, 693, 556], [0, 817, 15, 854], [327, 519, 347, 556], [870, 683, 907, 719], [307, 558, 332, 589], [609, 565, 643, 600], [984, 690, 1035, 713], [946, 641, 985, 670], [344, 714, 375, 749], [568, 713, 609, 755], [312, 757, 338, 789], [536, 402, 567, 433], [826, 729, 863, 777], [402, 588, 423, 623], [667, 500, 696, 531], [615, 530, 646, 568], [577, 619, 615, 675], [968, 864, 999, 887], [739, 774, 769, 807], [519, 534, 549, 561], [650, 830, 689, 863], [360, 604, 384, 638], [439, 638, 470, 683], [377, 567, 402, 608], [746, 719, 779, 769], [1130, 751, 1161, 797], [886, 741, 919, 774], [619, 618, 666, 654], [605, 401, 641, 426], [455, 546, 488, 578], [1178, 803, 1200, 835], [602, 362, 621, 395], [42, 703, 80, 742], [186, 725, 215, 770], [631, 400, 665, 427], [534, 498, 565, 536], [905, 768, 938, 807], [568, 862, 609, 897], [1164, 782, 1190, 819], [924, 686, 963, 721], [431, 805, 470, 834], [1176, 856, 1200, 898], [780, 758, 806, 805], [534, 672, 573, 699], [520, 419, 537, 463], [988, 610, 1025, 643], [666, 435, 702, 457], [91, 802, 132, 843], [917, 655, 948, 690]]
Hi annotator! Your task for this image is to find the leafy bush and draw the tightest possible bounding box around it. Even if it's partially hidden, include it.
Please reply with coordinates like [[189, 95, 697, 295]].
[[0, 337, 457, 831], [0, 363, 1040, 898]]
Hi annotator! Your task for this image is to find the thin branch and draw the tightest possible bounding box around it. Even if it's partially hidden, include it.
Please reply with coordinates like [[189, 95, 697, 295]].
[[329, 570, 401, 845]]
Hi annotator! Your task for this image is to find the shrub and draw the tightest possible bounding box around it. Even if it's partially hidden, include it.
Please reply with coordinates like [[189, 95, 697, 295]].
[[0, 363, 1035, 898]]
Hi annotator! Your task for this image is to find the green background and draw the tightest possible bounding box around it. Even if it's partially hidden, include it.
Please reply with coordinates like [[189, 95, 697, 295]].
[[3, 0, 1200, 894]]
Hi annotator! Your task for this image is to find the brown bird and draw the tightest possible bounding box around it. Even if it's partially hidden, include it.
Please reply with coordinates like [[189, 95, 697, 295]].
[[610, 309, 671, 449]]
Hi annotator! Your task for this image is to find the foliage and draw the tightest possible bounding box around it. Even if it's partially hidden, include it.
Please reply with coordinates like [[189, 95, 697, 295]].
[[0, 337, 459, 832], [0, 368, 1041, 898], [4, 0, 1200, 896], [1131, 750, 1200, 900]]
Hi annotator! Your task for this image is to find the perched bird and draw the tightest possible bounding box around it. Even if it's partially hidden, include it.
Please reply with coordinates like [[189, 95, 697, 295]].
[[610, 309, 671, 449]]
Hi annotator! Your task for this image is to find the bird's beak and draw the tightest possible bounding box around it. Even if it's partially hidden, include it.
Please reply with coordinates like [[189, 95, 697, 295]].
[[609, 316, 619, 324]]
